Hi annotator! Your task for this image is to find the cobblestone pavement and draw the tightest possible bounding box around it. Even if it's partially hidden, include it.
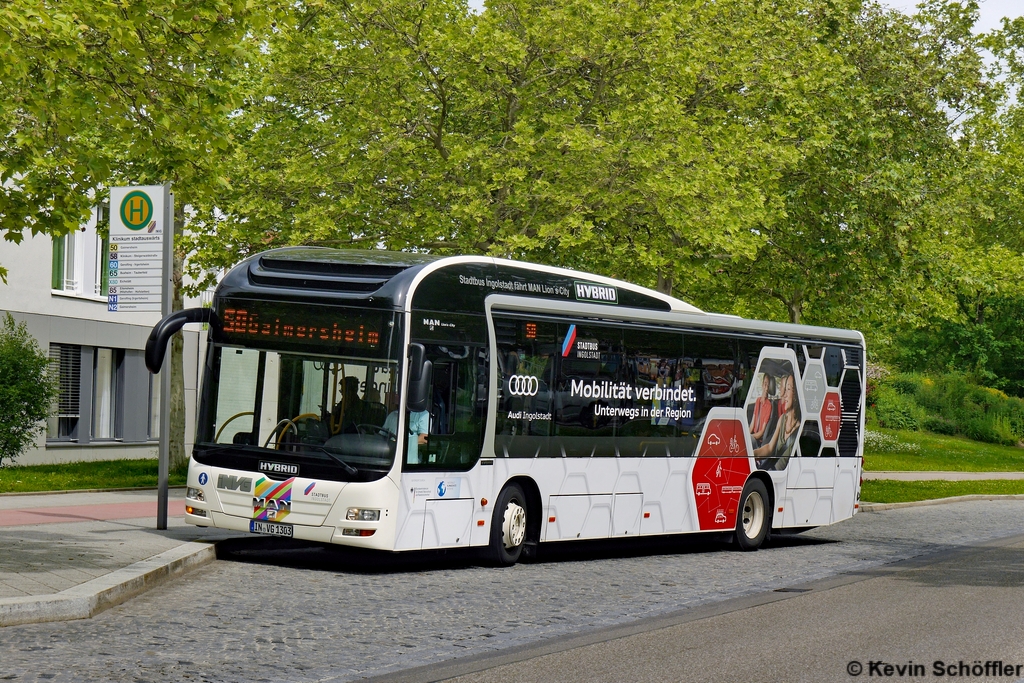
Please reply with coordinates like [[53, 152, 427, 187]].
[[2, 500, 1023, 682], [0, 490, 238, 599]]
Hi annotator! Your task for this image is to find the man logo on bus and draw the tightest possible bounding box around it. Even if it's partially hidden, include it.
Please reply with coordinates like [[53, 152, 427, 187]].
[[119, 190, 154, 231]]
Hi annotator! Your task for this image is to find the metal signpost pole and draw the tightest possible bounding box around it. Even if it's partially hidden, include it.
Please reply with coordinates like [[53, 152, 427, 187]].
[[108, 184, 171, 529], [157, 184, 173, 530]]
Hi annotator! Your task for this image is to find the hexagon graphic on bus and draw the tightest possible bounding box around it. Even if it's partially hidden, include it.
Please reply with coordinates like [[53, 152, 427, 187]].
[[802, 360, 827, 414], [743, 347, 803, 471], [691, 410, 752, 531], [820, 391, 842, 442]]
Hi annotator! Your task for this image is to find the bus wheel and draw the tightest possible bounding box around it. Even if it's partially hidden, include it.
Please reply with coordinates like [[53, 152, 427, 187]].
[[489, 483, 528, 566], [735, 478, 769, 551]]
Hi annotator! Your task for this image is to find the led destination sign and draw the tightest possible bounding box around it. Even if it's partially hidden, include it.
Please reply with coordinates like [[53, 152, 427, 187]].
[[217, 299, 390, 354]]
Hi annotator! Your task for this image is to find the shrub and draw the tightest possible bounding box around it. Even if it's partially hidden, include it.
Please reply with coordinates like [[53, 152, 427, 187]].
[[921, 416, 957, 435], [872, 386, 922, 431], [0, 314, 58, 465], [890, 374, 923, 395], [866, 371, 1024, 445]]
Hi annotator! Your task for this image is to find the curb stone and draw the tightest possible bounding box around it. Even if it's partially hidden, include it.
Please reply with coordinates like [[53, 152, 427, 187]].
[[0, 541, 216, 627], [860, 493, 1024, 512], [0, 486, 187, 498]]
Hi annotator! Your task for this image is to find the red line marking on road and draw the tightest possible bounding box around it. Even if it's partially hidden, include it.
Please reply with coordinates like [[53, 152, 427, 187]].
[[0, 501, 186, 527]]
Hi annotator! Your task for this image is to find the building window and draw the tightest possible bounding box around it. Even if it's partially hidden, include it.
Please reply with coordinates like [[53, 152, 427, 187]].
[[94, 204, 110, 297], [96, 234, 110, 297], [51, 204, 110, 299], [47, 344, 82, 440], [92, 347, 123, 439], [51, 232, 79, 293]]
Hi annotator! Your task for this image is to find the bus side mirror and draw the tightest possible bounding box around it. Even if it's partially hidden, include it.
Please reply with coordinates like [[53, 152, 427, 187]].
[[145, 308, 213, 373], [407, 343, 432, 411]]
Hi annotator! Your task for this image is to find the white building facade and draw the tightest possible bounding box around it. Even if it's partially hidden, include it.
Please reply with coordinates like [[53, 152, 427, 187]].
[[0, 207, 203, 466]]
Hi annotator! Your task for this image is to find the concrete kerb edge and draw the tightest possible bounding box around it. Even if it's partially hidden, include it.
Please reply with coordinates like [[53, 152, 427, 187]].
[[0, 486, 188, 498], [0, 541, 217, 627], [860, 493, 1024, 512]]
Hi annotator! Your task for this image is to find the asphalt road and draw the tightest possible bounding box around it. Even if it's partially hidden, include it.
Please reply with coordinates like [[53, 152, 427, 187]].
[[396, 534, 1024, 683], [2, 500, 1024, 682]]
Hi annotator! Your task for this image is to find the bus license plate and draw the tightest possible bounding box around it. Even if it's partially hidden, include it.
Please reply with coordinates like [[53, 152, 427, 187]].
[[249, 520, 293, 538]]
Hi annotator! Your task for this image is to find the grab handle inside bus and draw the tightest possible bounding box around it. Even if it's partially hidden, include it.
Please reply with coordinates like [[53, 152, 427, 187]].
[[145, 308, 214, 373], [407, 343, 432, 412]]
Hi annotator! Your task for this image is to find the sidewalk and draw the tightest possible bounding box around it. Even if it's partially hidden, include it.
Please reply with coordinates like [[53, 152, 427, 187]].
[[862, 471, 1024, 481], [0, 488, 243, 627]]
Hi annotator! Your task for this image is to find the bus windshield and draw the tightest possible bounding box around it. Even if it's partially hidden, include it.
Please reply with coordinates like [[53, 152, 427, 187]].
[[195, 344, 402, 475]]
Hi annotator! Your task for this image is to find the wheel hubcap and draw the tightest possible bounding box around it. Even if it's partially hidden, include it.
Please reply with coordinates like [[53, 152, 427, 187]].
[[502, 501, 526, 549], [741, 491, 765, 538]]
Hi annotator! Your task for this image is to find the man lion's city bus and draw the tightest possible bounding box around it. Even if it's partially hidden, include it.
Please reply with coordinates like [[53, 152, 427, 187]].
[[146, 248, 864, 565]]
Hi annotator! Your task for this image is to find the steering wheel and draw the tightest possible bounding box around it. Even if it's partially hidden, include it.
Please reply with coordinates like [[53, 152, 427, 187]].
[[214, 411, 255, 443], [355, 423, 389, 437], [272, 413, 321, 450]]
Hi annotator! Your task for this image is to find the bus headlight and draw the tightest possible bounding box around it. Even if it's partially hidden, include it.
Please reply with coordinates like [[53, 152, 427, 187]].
[[346, 507, 380, 521], [187, 487, 206, 502]]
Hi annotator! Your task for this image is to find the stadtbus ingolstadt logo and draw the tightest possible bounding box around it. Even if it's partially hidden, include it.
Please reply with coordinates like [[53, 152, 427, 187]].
[[119, 190, 155, 231]]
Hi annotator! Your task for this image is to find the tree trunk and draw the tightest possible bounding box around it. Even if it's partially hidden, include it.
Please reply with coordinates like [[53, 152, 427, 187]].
[[656, 270, 674, 296], [169, 204, 187, 470], [788, 299, 802, 325]]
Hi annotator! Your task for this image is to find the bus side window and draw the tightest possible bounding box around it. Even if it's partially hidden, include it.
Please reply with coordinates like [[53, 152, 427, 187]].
[[684, 334, 738, 427], [415, 345, 488, 469], [493, 319, 557, 457]]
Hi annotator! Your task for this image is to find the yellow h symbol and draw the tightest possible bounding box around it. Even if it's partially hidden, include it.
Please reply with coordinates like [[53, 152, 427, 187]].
[[128, 197, 146, 223], [119, 190, 154, 230]]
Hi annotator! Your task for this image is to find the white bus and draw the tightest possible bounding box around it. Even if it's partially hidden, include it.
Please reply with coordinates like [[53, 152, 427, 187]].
[[146, 248, 864, 564]]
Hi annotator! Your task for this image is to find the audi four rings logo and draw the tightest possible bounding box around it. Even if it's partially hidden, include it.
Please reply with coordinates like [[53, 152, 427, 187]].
[[508, 375, 540, 396]]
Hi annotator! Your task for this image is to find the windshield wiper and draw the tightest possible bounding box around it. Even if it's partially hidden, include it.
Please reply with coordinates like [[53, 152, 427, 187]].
[[285, 443, 359, 476], [193, 442, 359, 476], [195, 443, 269, 456]]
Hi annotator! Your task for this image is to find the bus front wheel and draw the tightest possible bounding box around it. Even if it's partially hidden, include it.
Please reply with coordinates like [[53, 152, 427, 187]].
[[489, 483, 528, 566], [735, 478, 770, 551]]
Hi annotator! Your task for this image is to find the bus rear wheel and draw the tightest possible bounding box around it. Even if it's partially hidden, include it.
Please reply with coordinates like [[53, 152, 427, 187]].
[[489, 483, 527, 566], [735, 478, 769, 551]]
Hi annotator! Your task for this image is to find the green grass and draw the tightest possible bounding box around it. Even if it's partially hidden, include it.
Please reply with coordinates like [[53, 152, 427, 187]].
[[864, 428, 1024, 472], [861, 479, 1024, 504], [0, 459, 188, 494]]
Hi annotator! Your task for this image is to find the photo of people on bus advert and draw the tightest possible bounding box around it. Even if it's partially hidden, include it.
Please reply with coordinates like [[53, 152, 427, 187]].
[[746, 357, 801, 470]]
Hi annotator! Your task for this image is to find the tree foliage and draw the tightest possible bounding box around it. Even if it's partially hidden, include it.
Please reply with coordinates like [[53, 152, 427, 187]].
[[690, 1, 1003, 326], [6, 0, 1024, 397], [182, 0, 858, 290], [0, 0, 269, 280], [0, 314, 57, 465]]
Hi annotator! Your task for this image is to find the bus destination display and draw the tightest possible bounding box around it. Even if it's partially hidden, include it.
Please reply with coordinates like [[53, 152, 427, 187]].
[[217, 299, 387, 353]]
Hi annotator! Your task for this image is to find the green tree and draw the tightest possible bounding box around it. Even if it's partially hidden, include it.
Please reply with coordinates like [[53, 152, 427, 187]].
[[0, 314, 57, 465], [0, 0, 271, 281], [691, 1, 1001, 327], [181, 0, 849, 292], [1, 0, 274, 469]]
